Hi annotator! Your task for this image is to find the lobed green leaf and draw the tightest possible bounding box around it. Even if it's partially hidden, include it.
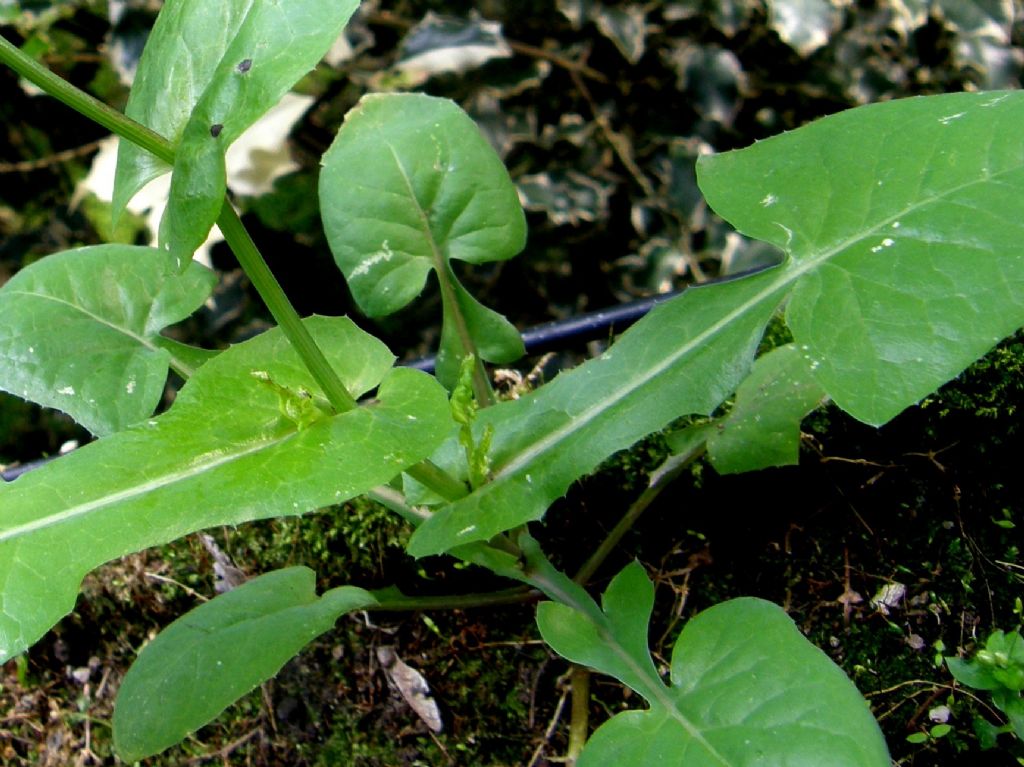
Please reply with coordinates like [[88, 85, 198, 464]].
[[113, 567, 375, 761], [539, 564, 888, 767], [0, 245, 214, 435], [408, 90, 1024, 556], [0, 317, 451, 663], [536, 562, 661, 700], [701, 90, 1024, 426]]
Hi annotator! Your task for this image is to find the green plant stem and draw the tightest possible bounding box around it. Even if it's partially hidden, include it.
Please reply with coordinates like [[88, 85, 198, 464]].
[[0, 34, 470, 499], [437, 264, 495, 407], [216, 206, 356, 412], [368, 585, 536, 612], [367, 485, 431, 525], [0, 33, 173, 164], [406, 459, 470, 502], [573, 442, 706, 585], [567, 665, 591, 765]]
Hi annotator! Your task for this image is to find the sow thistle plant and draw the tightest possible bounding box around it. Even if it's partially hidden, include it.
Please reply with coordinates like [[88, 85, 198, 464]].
[[1, 1, 1023, 763]]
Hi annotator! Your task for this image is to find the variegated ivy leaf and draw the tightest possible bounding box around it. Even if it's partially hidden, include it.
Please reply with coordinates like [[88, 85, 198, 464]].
[[393, 11, 512, 88]]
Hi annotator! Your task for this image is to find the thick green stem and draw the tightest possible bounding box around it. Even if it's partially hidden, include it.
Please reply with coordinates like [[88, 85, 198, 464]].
[[567, 665, 591, 764], [437, 263, 495, 407], [406, 459, 470, 502], [367, 585, 536, 612]]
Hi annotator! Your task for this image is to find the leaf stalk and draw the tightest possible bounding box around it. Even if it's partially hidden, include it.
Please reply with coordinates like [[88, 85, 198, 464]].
[[574, 442, 706, 584]]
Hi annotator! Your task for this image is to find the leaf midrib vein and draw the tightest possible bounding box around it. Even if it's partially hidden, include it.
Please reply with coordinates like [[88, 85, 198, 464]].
[[8, 290, 157, 352], [0, 434, 282, 543]]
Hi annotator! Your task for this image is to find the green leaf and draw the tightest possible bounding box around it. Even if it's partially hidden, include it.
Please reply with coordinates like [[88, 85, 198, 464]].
[[407, 90, 1024, 556], [0, 316, 450, 663], [536, 562, 661, 699], [320, 93, 526, 386], [701, 90, 1024, 427], [113, 567, 374, 761], [407, 271, 781, 556], [946, 656, 1002, 691], [541, 568, 888, 766], [0, 245, 215, 435], [706, 343, 827, 473], [152, 336, 220, 372], [1000, 693, 1024, 740], [113, 0, 359, 264]]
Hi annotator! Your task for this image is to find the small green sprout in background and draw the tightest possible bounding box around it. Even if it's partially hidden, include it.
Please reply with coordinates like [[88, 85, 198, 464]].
[[946, 626, 1024, 748]]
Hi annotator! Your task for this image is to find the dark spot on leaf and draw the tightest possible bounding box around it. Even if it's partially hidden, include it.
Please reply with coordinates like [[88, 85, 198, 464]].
[[210, 124, 223, 138], [237, 58, 252, 73]]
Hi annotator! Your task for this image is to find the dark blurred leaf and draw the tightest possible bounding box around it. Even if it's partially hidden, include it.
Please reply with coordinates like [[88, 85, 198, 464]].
[[517, 171, 613, 227], [594, 5, 648, 64], [664, 0, 754, 37], [555, 1, 648, 62], [555, 0, 592, 29], [766, 0, 844, 57], [662, 44, 744, 126], [395, 11, 512, 87], [936, 0, 1022, 89], [466, 92, 538, 159]]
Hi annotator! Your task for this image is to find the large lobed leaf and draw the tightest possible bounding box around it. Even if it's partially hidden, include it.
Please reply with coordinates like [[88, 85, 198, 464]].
[[408, 90, 1024, 557], [113, 0, 359, 265], [0, 245, 214, 435], [0, 316, 451, 662], [537, 563, 889, 767], [113, 567, 375, 761], [320, 93, 526, 386]]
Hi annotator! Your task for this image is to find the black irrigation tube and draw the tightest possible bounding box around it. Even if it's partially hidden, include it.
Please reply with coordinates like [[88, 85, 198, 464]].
[[1, 266, 776, 483], [404, 288, 681, 374]]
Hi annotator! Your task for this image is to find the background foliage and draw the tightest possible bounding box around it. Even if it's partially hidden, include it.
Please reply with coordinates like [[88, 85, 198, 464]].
[[1, 0, 1022, 765]]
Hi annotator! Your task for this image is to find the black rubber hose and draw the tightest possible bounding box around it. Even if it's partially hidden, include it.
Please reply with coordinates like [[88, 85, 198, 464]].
[[403, 289, 681, 374]]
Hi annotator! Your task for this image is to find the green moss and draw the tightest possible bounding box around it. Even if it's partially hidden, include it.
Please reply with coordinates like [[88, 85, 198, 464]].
[[920, 332, 1024, 430]]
